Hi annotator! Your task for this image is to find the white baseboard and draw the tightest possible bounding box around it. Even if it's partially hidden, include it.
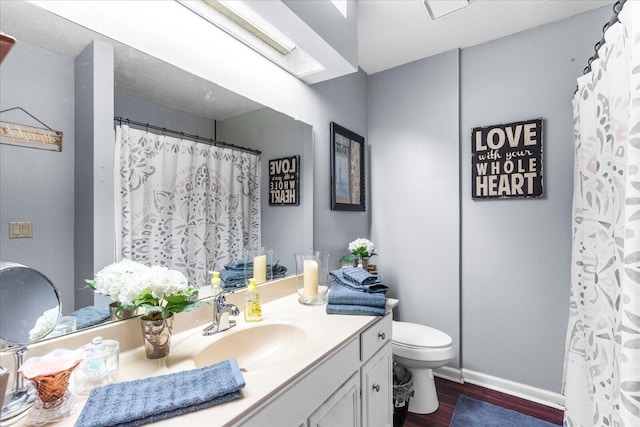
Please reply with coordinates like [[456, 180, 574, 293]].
[[460, 369, 565, 411], [434, 366, 464, 383]]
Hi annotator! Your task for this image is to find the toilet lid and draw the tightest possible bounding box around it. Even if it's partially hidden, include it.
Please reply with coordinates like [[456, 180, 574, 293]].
[[392, 321, 453, 349]]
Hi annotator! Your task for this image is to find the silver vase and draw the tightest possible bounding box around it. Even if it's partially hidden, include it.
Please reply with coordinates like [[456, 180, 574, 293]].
[[140, 314, 174, 359]]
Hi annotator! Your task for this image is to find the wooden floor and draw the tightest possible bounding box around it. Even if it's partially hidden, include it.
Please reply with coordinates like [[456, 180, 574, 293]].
[[402, 377, 564, 427]]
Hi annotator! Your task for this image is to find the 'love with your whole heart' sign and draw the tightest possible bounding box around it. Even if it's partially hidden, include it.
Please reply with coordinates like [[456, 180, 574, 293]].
[[471, 118, 543, 200]]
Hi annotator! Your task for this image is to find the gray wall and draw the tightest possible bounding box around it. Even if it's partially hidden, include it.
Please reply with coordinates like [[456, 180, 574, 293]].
[[0, 41, 75, 314], [218, 108, 313, 273], [368, 7, 612, 393], [283, 0, 358, 69], [310, 69, 369, 268], [460, 7, 611, 392], [74, 40, 114, 310], [115, 92, 216, 138], [368, 49, 461, 367]]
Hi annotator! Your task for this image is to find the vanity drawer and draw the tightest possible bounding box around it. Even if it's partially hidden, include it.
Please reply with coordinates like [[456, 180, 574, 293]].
[[360, 313, 392, 361]]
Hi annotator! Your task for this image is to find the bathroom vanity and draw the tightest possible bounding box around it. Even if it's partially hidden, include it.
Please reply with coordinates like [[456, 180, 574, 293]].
[[2, 276, 397, 426]]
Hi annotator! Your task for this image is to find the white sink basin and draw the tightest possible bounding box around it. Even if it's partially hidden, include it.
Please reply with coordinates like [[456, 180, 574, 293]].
[[194, 323, 307, 371]]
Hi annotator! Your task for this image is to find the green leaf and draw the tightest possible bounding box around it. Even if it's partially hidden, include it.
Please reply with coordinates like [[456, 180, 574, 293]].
[[164, 294, 188, 304]]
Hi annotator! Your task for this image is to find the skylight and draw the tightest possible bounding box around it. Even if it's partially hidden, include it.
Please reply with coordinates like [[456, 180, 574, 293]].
[[179, 0, 324, 78]]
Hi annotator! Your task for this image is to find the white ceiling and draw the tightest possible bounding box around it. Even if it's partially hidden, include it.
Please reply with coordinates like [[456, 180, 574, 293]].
[[0, 1, 616, 120], [0, 0, 264, 121], [357, 0, 614, 75]]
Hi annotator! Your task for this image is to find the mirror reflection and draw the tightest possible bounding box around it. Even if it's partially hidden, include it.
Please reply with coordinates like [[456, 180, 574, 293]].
[[0, 1, 313, 339], [0, 263, 61, 346]]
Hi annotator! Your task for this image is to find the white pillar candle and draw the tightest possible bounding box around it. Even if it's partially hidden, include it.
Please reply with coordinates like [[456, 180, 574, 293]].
[[253, 254, 267, 283], [303, 259, 318, 300]]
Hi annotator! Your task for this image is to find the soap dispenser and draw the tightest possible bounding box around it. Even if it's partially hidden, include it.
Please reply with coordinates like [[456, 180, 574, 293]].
[[209, 270, 222, 294], [244, 278, 262, 322]]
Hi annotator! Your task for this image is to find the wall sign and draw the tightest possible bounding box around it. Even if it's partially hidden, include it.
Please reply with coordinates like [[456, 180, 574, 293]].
[[471, 118, 543, 199], [0, 107, 63, 152], [269, 155, 300, 206]]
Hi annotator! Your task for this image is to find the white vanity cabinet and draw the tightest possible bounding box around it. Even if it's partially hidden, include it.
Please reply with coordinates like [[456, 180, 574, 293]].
[[237, 313, 393, 427], [360, 313, 393, 427]]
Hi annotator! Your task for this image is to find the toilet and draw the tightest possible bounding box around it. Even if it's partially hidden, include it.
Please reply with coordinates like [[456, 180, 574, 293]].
[[392, 320, 454, 414]]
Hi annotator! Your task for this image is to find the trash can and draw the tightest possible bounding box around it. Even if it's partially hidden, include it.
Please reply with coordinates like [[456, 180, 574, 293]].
[[392, 362, 414, 427]]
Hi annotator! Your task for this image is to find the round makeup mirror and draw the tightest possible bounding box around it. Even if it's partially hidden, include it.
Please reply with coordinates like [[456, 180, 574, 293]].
[[0, 262, 60, 423], [0, 262, 61, 346]]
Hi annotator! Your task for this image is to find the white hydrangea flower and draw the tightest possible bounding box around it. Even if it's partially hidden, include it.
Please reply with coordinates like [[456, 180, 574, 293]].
[[91, 259, 148, 301], [348, 238, 376, 257], [88, 259, 198, 318], [29, 307, 59, 341]]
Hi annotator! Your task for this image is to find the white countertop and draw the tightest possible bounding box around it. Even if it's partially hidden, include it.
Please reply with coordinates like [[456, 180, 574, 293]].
[[8, 278, 398, 427]]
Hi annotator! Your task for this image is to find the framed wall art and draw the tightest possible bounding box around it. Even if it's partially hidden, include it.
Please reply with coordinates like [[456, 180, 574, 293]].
[[330, 122, 365, 211], [471, 118, 543, 200]]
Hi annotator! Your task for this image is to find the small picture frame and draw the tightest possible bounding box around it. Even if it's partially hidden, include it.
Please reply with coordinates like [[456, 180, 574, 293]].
[[330, 122, 365, 211]]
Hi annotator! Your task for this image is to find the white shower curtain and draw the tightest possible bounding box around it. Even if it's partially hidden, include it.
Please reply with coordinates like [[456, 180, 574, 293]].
[[114, 124, 261, 286], [564, 1, 640, 426]]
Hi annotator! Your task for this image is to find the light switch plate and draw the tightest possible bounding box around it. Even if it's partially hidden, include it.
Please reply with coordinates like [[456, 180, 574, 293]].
[[8, 221, 32, 238]]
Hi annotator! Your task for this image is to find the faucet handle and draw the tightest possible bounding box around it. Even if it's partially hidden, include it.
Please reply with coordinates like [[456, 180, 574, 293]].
[[214, 288, 233, 303]]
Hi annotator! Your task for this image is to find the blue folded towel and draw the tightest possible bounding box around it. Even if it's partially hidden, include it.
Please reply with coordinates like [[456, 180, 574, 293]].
[[220, 261, 287, 289], [70, 306, 111, 329], [328, 282, 386, 308], [223, 259, 252, 270], [326, 303, 386, 316], [341, 267, 382, 286], [330, 269, 389, 294], [74, 359, 245, 427]]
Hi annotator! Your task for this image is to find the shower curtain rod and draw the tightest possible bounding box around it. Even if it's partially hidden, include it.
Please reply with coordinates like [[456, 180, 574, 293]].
[[582, 0, 627, 75], [114, 116, 261, 156]]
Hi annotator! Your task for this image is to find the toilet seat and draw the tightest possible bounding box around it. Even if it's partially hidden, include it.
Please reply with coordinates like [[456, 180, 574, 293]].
[[392, 321, 452, 349]]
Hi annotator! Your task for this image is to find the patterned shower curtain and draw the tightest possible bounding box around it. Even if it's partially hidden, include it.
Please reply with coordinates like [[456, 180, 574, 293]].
[[114, 124, 261, 287], [564, 1, 640, 426]]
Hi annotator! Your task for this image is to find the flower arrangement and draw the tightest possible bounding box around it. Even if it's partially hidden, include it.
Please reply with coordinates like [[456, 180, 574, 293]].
[[348, 238, 377, 258], [86, 259, 200, 320]]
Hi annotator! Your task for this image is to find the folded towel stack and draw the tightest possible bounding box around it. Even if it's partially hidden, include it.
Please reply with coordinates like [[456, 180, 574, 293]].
[[220, 259, 287, 289], [75, 359, 245, 427], [326, 267, 388, 316]]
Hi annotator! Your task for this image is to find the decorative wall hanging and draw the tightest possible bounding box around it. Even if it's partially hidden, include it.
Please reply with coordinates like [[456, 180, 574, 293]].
[[0, 107, 62, 152], [471, 118, 543, 199], [330, 122, 365, 211], [269, 155, 300, 206]]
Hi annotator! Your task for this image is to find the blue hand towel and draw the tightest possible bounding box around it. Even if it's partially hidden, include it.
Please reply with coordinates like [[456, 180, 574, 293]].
[[328, 282, 386, 308], [326, 303, 386, 316], [70, 306, 110, 329], [341, 267, 382, 286], [330, 269, 389, 294], [74, 359, 245, 427], [220, 262, 287, 289]]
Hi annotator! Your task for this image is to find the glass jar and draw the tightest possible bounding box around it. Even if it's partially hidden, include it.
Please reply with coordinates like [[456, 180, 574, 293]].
[[73, 336, 119, 395]]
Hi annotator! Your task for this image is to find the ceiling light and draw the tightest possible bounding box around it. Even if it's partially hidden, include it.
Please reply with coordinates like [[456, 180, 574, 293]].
[[423, 0, 470, 20], [204, 0, 296, 55]]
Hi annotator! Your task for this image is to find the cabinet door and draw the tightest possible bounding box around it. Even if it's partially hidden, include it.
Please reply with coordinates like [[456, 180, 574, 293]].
[[308, 372, 360, 427], [361, 343, 393, 427]]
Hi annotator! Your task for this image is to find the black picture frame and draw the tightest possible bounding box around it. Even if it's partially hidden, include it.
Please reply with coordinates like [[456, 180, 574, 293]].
[[330, 122, 365, 211]]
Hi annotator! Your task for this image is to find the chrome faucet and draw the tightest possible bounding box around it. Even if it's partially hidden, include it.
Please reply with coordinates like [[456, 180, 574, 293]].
[[203, 289, 239, 336]]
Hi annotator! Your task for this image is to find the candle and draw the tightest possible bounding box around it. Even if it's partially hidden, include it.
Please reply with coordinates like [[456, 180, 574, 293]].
[[253, 254, 267, 283], [303, 259, 318, 300]]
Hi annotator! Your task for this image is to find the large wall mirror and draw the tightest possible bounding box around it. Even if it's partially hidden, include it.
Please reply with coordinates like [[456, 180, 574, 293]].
[[0, 1, 313, 339]]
